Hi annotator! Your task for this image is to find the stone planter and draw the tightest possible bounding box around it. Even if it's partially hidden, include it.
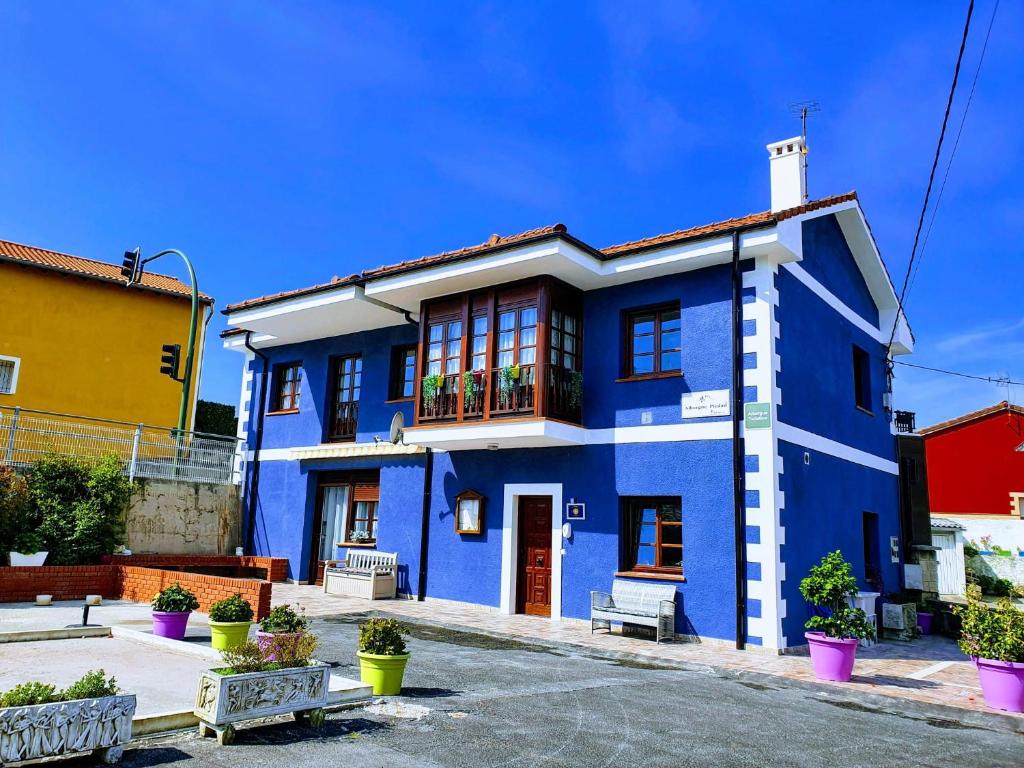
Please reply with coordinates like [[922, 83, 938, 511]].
[[0, 693, 136, 765], [9, 551, 47, 566], [194, 663, 330, 745]]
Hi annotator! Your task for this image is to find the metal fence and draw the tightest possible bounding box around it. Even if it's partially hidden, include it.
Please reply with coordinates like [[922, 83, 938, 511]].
[[0, 406, 241, 485]]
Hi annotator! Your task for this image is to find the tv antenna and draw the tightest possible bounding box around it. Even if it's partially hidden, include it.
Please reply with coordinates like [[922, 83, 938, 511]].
[[789, 100, 820, 201]]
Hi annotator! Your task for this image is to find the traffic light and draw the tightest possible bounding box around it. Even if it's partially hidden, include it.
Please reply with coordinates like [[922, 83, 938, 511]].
[[121, 247, 142, 284], [160, 344, 181, 380]]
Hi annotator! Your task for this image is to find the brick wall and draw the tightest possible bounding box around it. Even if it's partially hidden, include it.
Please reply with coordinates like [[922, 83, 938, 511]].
[[102, 554, 289, 583], [0, 565, 273, 619]]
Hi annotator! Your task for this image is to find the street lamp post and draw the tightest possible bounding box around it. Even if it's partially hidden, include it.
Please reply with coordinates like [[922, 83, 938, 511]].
[[121, 247, 200, 436]]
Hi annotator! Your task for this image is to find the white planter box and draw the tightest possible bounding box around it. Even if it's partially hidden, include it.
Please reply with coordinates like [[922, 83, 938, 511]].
[[9, 551, 48, 566], [194, 663, 330, 744], [0, 693, 136, 765]]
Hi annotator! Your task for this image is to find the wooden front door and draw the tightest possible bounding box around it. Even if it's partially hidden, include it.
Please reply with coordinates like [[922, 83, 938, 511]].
[[516, 496, 552, 617]]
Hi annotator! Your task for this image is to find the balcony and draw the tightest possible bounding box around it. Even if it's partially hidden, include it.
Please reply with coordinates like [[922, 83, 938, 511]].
[[894, 410, 916, 434]]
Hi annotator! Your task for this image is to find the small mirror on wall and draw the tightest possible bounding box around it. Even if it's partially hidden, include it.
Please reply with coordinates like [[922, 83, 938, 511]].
[[455, 489, 484, 535]]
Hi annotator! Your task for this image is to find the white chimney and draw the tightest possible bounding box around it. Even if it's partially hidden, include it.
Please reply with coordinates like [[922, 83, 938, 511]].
[[766, 135, 807, 212]]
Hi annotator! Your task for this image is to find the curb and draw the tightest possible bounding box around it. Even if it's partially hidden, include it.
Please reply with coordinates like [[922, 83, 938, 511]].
[[0, 626, 112, 643]]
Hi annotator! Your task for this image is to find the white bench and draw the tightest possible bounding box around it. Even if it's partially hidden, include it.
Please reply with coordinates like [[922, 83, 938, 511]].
[[591, 579, 677, 643], [323, 551, 398, 600]]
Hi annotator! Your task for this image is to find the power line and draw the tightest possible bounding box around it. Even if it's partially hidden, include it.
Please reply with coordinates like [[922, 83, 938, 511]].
[[907, 0, 1000, 300], [894, 359, 1023, 387], [886, 0, 975, 354]]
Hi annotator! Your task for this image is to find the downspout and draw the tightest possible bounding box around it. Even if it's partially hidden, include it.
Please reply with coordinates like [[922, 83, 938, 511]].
[[243, 331, 270, 555], [416, 447, 433, 601], [731, 230, 747, 651]]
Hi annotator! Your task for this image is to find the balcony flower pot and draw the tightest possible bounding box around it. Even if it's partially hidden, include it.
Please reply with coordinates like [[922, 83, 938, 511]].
[[255, 630, 304, 660], [9, 550, 47, 566], [357, 618, 409, 695], [917, 611, 934, 635], [974, 658, 1024, 713], [0, 693, 136, 764], [256, 604, 309, 661], [805, 632, 859, 682]]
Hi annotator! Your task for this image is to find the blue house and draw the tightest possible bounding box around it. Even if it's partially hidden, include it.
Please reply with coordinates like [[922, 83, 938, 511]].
[[223, 136, 914, 651]]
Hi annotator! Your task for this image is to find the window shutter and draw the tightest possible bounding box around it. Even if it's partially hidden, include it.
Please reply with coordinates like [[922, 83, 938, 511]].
[[353, 482, 379, 502]]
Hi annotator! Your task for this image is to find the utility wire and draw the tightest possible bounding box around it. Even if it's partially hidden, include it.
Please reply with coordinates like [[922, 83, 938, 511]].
[[894, 359, 1022, 387], [907, 0, 1000, 300], [886, 0, 975, 355]]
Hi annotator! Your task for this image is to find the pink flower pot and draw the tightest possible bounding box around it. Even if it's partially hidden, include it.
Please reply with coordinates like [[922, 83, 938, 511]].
[[974, 657, 1024, 713], [805, 631, 859, 682], [917, 611, 933, 635], [152, 611, 191, 640]]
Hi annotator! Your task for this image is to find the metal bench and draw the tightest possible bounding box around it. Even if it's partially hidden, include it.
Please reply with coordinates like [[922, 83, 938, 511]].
[[323, 551, 398, 600], [591, 578, 676, 643]]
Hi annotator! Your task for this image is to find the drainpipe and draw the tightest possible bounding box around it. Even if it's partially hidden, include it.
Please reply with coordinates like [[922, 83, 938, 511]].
[[731, 230, 747, 651], [416, 447, 433, 601], [243, 332, 270, 556]]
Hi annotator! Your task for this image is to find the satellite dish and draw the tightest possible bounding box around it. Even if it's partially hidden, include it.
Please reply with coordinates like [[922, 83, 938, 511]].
[[389, 411, 405, 445]]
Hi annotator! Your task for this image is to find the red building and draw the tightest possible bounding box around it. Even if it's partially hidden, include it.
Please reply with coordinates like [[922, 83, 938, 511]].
[[920, 401, 1024, 552]]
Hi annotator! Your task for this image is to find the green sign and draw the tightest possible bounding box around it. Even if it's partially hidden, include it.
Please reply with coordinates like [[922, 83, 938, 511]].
[[744, 403, 772, 430]]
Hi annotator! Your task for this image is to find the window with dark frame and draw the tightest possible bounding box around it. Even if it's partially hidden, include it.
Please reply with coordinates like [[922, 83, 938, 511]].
[[273, 362, 302, 412], [550, 310, 579, 370], [625, 304, 681, 377], [328, 354, 361, 441], [621, 497, 683, 575], [853, 345, 871, 412], [496, 306, 538, 369], [427, 320, 463, 378], [390, 345, 417, 400]]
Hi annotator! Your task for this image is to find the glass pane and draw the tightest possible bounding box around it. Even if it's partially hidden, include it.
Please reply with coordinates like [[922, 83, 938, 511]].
[[632, 314, 655, 335], [633, 355, 654, 375], [319, 485, 350, 559], [564, 335, 575, 353], [660, 548, 683, 568], [446, 359, 460, 374], [661, 330, 681, 351], [565, 315, 576, 334], [354, 357, 363, 373], [498, 351, 513, 368], [498, 331, 514, 350], [563, 353, 575, 369], [520, 307, 537, 326], [661, 309, 680, 328], [446, 340, 461, 358], [550, 329, 561, 349], [633, 334, 654, 355], [640, 507, 658, 524], [472, 354, 486, 371], [660, 503, 681, 522], [403, 380, 414, 398], [519, 327, 536, 347], [473, 316, 487, 335], [428, 361, 441, 376], [429, 324, 443, 342], [551, 349, 560, 365], [519, 347, 535, 365], [551, 310, 562, 329], [661, 351, 681, 371], [472, 336, 487, 355], [635, 544, 656, 566], [429, 343, 442, 360], [499, 312, 515, 331], [448, 321, 462, 338], [661, 525, 682, 546]]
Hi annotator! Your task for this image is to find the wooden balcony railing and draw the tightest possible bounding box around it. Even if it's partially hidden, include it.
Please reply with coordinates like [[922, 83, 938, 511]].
[[490, 364, 536, 417], [329, 401, 358, 441]]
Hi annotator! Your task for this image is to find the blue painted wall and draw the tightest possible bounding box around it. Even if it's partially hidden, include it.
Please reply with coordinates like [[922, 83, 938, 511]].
[[799, 214, 878, 326], [777, 440, 900, 644]]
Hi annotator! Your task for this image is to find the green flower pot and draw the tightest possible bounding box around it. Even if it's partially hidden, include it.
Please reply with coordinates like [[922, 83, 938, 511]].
[[209, 620, 252, 650], [357, 651, 410, 695]]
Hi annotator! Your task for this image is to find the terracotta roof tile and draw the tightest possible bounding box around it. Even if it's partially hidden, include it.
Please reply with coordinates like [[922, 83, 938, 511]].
[[0, 238, 211, 303], [918, 401, 1024, 436]]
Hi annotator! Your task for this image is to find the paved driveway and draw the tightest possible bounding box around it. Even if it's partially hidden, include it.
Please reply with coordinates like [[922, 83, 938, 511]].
[[119, 615, 1022, 768]]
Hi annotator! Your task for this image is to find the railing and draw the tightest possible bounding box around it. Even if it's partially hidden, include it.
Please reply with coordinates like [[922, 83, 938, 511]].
[[0, 405, 241, 485], [894, 410, 916, 434], [329, 401, 359, 441], [419, 373, 486, 422], [491, 364, 536, 417], [548, 366, 582, 423]]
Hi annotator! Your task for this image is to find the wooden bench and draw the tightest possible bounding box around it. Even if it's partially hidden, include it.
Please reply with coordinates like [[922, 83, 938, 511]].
[[590, 579, 676, 643], [323, 551, 398, 600]]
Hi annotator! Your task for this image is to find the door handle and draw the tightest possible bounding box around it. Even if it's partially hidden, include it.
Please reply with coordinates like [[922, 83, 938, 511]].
[[536, 556, 544, 567]]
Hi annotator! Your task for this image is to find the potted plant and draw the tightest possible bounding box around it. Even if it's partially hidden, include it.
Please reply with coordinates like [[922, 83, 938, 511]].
[[800, 551, 875, 682], [356, 618, 410, 695], [954, 585, 1024, 712], [195, 631, 328, 745], [256, 603, 309, 660], [462, 370, 478, 405], [151, 582, 200, 641], [9, 531, 47, 567], [568, 370, 584, 409], [0, 670, 135, 764], [208, 594, 254, 651], [421, 374, 443, 405]]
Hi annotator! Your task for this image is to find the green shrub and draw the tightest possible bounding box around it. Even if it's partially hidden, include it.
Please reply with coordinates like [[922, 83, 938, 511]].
[[963, 541, 980, 558], [800, 551, 876, 641], [0, 681, 59, 707], [358, 618, 408, 656], [0, 467, 36, 558], [209, 594, 254, 623], [259, 604, 308, 634], [26, 454, 131, 565], [217, 633, 318, 675], [218, 641, 268, 674], [60, 670, 119, 701], [954, 585, 1024, 662], [152, 583, 200, 613], [968, 569, 1017, 598]]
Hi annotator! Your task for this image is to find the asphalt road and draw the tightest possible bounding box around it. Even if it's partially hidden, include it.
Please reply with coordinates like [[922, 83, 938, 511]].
[[113, 615, 1021, 768]]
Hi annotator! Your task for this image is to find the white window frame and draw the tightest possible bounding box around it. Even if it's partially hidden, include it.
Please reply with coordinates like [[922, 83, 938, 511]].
[[0, 355, 20, 395]]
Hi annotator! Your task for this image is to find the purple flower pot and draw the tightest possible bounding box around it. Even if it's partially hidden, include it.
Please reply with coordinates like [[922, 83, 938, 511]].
[[256, 630, 303, 661], [152, 611, 191, 640], [974, 657, 1024, 713], [917, 611, 933, 635], [805, 631, 859, 682]]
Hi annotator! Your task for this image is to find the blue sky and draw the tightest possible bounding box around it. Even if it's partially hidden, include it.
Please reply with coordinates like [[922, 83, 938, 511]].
[[1, 1, 1020, 427]]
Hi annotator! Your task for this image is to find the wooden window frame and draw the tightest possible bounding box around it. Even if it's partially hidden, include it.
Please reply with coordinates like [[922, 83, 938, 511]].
[[620, 496, 683, 577], [327, 354, 362, 442], [426, 317, 464, 378], [623, 303, 682, 380], [454, 489, 485, 535], [389, 345, 417, 401], [853, 345, 872, 414], [495, 303, 539, 370], [550, 309, 580, 371], [270, 361, 302, 413]]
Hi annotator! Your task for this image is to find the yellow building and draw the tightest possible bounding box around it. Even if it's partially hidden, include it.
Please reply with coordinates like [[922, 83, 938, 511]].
[[0, 239, 213, 428]]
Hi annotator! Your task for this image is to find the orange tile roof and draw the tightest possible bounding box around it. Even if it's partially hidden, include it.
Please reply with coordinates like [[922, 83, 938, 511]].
[[0, 238, 212, 303], [223, 193, 858, 314], [918, 401, 1024, 436]]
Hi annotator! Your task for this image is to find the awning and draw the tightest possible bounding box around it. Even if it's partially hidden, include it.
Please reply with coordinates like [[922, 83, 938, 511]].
[[289, 442, 426, 461]]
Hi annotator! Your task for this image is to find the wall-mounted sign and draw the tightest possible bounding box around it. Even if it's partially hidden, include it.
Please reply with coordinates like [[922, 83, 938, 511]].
[[744, 402, 772, 430], [890, 536, 901, 564], [566, 502, 586, 521], [455, 489, 484, 535], [681, 389, 730, 419]]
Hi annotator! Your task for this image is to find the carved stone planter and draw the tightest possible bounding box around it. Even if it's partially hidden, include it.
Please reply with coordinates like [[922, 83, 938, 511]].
[[194, 663, 330, 745], [0, 693, 136, 765]]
